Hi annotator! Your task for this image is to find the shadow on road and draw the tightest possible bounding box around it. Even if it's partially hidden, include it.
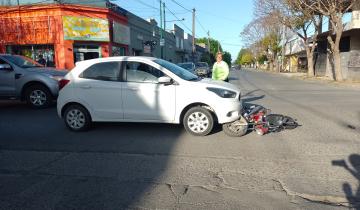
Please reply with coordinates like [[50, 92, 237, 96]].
[[332, 154, 360, 209], [0, 98, 183, 208]]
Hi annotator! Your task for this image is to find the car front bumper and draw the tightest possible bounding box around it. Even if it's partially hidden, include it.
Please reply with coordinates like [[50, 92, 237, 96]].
[[215, 101, 243, 124]]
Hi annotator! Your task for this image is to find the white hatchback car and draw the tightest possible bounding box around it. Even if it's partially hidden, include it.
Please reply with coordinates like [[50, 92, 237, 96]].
[[57, 57, 243, 136]]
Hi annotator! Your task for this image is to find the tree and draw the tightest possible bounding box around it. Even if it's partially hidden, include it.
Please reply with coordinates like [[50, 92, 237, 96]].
[[222, 51, 232, 67], [200, 52, 214, 66], [196, 38, 223, 56], [254, 0, 322, 77], [241, 15, 282, 71], [300, 0, 355, 81], [236, 48, 254, 65]]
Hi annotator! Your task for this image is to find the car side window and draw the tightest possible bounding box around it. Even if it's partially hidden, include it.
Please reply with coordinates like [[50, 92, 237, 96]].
[[80, 62, 121, 81], [125, 61, 165, 83], [0, 58, 7, 64]]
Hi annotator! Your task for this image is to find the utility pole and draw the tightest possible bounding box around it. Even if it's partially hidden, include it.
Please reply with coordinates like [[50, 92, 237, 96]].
[[163, 2, 166, 60], [192, 8, 196, 62], [17, 0, 21, 42], [159, 0, 164, 59], [207, 31, 211, 53]]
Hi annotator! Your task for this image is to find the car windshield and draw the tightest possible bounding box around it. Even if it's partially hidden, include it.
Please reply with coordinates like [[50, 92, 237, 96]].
[[2, 55, 44, 68], [154, 59, 199, 81], [196, 62, 208, 68], [177, 63, 193, 70]]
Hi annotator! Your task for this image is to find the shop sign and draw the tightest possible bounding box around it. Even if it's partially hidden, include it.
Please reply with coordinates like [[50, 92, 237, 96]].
[[63, 16, 110, 41], [113, 22, 130, 45], [160, 38, 165, 46], [144, 45, 151, 54]]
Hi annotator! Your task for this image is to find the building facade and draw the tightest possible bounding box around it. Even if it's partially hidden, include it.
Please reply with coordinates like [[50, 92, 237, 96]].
[[0, 0, 208, 69], [281, 2, 360, 80], [0, 0, 129, 70]]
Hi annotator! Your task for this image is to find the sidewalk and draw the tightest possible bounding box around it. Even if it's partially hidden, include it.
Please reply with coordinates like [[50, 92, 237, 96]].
[[244, 67, 360, 88], [278, 71, 360, 88]]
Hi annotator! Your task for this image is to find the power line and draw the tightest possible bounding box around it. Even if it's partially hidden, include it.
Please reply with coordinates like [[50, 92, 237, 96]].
[[163, 3, 192, 35], [134, 0, 158, 10], [170, 0, 191, 12], [195, 16, 207, 34], [196, 9, 240, 23]]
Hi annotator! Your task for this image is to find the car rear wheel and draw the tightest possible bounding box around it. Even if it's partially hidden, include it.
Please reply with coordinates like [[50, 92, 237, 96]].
[[25, 85, 52, 109], [183, 107, 214, 136], [64, 105, 91, 132]]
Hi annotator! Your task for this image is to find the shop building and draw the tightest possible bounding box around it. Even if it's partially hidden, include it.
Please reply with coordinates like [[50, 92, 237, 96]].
[[0, 0, 129, 70]]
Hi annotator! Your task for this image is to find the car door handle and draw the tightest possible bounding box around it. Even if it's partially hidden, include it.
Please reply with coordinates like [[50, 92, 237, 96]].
[[15, 73, 22, 79], [127, 87, 138, 91], [80, 85, 91, 89]]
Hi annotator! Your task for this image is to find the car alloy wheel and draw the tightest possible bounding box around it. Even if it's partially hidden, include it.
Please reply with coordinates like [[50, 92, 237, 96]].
[[63, 104, 91, 131], [66, 108, 86, 130], [183, 107, 214, 136], [187, 111, 210, 133], [29, 89, 47, 106], [25, 85, 52, 109]]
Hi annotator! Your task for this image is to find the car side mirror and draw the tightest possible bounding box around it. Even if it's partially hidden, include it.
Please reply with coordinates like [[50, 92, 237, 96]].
[[0, 64, 12, 71], [158, 76, 172, 85]]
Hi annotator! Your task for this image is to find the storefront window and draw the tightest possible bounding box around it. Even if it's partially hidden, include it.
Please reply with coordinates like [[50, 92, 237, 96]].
[[6, 45, 55, 67], [73, 44, 101, 63], [112, 46, 126, 56]]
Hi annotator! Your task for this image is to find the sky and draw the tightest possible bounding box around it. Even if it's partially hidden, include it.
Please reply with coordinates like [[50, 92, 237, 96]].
[[111, 0, 254, 61]]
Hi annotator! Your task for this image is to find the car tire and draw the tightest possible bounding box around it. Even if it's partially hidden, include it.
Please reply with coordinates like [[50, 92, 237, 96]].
[[25, 84, 52, 109], [63, 104, 92, 132], [183, 106, 214, 136], [222, 116, 248, 137]]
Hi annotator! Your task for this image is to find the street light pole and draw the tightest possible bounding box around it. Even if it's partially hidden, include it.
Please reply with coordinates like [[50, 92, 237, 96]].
[[192, 8, 196, 62], [163, 2, 166, 59], [159, 0, 164, 59]]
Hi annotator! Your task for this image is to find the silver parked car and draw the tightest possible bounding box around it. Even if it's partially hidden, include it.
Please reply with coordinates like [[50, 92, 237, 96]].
[[0, 54, 67, 108], [195, 62, 211, 77]]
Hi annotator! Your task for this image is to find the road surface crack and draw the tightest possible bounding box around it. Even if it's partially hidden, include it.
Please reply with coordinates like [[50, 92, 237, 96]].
[[273, 179, 351, 207]]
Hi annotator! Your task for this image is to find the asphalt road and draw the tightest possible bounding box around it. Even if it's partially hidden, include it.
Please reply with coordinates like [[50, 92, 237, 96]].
[[1, 69, 360, 210]]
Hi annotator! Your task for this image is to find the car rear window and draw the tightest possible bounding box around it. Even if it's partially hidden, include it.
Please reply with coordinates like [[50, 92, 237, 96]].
[[80, 62, 121, 81]]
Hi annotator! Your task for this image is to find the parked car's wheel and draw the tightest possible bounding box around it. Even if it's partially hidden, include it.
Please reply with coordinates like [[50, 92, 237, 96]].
[[63, 105, 92, 132], [183, 107, 214, 136], [25, 85, 52, 108], [222, 116, 248, 137]]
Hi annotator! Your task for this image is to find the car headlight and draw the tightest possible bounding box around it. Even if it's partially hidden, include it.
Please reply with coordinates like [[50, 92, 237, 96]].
[[47, 75, 64, 81], [207, 87, 237, 98]]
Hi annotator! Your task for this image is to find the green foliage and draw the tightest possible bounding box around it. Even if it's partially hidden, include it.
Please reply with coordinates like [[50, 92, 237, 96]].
[[197, 38, 223, 56], [200, 52, 214, 66], [261, 33, 281, 54], [222, 51, 232, 66], [197, 37, 228, 65], [257, 54, 268, 64], [236, 48, 254, 65]]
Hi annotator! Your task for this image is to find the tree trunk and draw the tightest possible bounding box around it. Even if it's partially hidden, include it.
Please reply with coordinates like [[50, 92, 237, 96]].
[[327, 15, 344, 81], [305, 46, 315, 77], [333, 48, 343, 81]]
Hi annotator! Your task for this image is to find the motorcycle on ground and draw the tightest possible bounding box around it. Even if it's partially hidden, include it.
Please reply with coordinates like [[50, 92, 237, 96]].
[[222, 105, 299, 137]]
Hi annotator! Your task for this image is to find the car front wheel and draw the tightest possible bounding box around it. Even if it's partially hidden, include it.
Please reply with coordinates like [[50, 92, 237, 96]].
[[25, 85, 52, 108], [64, 105, 91, 132], [183, 107, 214, 136]]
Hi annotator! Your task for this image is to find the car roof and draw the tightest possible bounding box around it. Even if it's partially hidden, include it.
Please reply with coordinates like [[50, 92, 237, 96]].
[[75, 56, 158, 66]]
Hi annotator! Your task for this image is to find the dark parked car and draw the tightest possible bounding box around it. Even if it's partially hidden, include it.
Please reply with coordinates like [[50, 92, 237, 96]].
[[177, 62, 196, 74]]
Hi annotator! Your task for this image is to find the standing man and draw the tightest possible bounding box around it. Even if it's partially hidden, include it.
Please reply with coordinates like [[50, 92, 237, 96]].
[[37, 54, 46, 66], [212, 52, 229, 82]]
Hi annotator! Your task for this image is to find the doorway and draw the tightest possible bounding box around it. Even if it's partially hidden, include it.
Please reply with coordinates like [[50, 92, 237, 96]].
[[73, 44, 101, 63]]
